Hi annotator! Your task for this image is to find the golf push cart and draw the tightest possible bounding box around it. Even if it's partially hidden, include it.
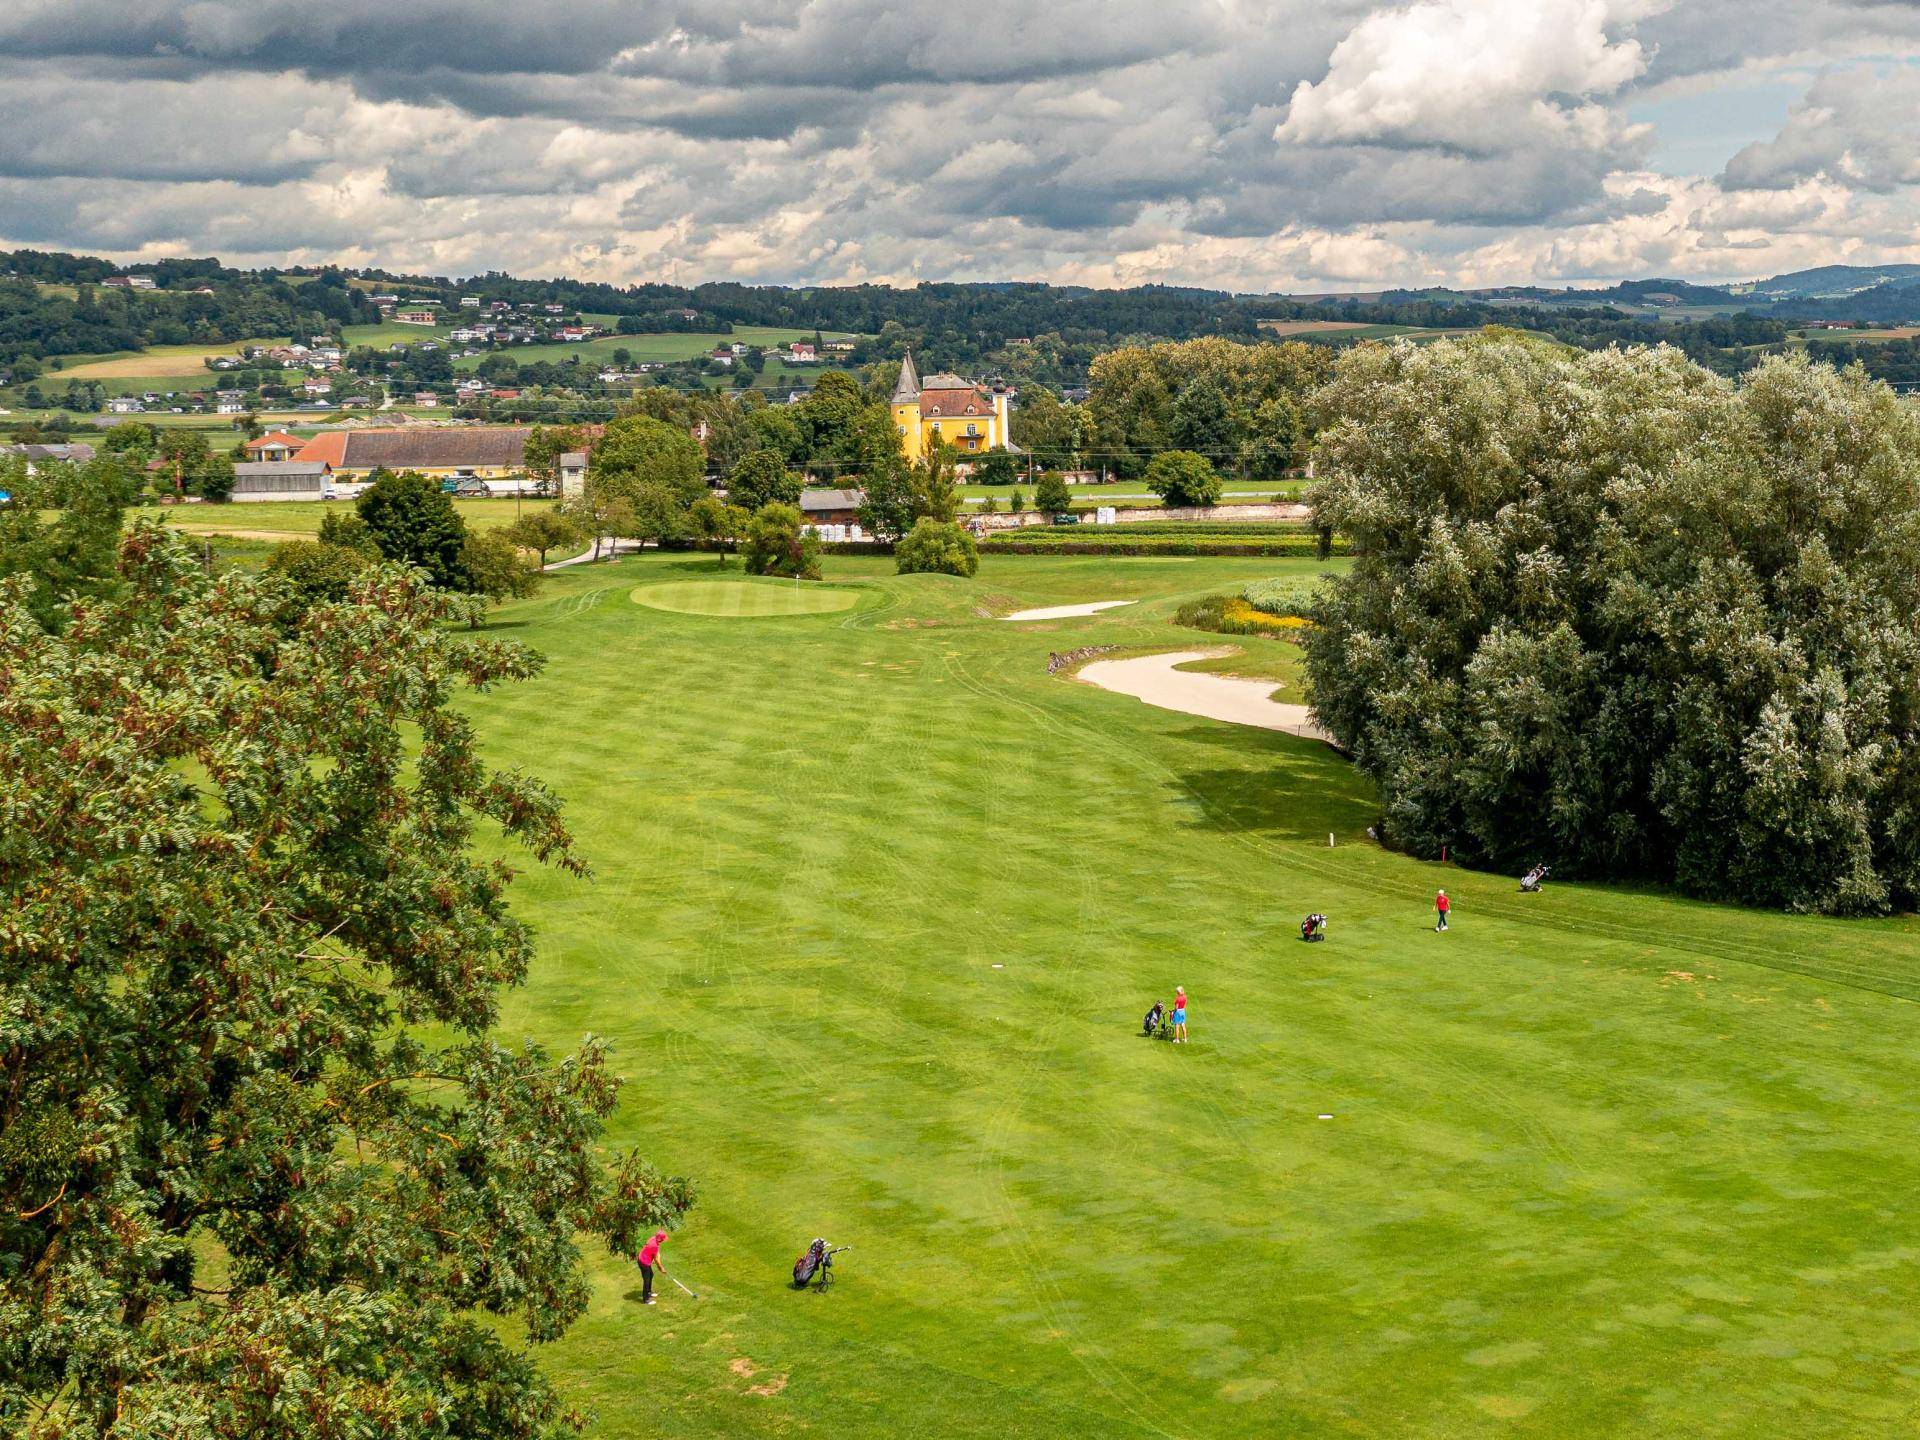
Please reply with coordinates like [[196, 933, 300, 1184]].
[[1300, 913, 1327, 942], [792, 1237, 851, 1290]]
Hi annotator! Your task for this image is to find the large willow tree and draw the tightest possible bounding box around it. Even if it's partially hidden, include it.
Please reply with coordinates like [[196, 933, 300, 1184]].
[[1305, 336, 1920, 913], [1, 528, 689, 1437]]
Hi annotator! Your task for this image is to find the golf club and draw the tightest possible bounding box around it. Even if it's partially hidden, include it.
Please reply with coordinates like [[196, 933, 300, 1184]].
[[668, 1273, 699, 1299]]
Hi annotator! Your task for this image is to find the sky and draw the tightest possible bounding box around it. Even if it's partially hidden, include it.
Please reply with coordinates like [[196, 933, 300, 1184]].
[[0, 0, 1916, 292]]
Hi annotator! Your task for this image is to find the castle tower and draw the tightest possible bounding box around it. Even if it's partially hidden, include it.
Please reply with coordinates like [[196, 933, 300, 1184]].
[[890, 350, 923, 463]]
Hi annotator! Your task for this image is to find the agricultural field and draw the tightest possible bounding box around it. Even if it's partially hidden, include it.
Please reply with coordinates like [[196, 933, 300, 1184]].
[[40, 338, 287, 395], [451, 549, 1920, 1439]]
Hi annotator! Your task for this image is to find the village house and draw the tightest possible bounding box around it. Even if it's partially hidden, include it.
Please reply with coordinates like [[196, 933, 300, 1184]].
[[302, 377, 332, 396], [2, 442, 96, 473], [106, 396, 144, 414], [414, 392, 439, 407], [393, 310, 439, 326], [244, 431, 305, 463], [799, 487, 864, 527], [708, 348, 735, 366], [889, 352, 1013, 459], [787, 342, 817, 362], [460, 295, 482, 307], [103, 275, 156, 289]]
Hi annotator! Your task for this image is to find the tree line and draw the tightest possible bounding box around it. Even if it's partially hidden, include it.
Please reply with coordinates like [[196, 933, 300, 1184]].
[[1305, 333, 1920, 914]]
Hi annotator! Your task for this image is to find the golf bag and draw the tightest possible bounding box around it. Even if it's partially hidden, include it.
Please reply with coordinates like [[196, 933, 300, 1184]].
[[1519, 865, 1549, 893], [1300, 913, 1327, 942], [1143, 1001, 1165, 1037], [792, 1238, 848, 1290]]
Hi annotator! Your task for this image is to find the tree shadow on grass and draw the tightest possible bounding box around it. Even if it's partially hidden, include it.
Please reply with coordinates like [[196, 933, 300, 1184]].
[[1160, 723, 1376, 841]]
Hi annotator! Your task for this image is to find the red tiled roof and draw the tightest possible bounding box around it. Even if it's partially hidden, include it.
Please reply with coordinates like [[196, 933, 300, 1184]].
[[245, 431, 303, 452], [292, 431, 347, 467], [919, 386, 993, 418]]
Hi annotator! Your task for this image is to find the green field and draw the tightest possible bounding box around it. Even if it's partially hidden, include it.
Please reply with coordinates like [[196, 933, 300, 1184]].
[[453, 325, 858, 371], [454, 549, 1920, 1438], [135, 497, 556, 539]]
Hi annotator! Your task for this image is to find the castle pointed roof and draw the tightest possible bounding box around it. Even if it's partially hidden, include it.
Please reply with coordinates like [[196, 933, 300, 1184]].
[[891, 350, 921, 404]]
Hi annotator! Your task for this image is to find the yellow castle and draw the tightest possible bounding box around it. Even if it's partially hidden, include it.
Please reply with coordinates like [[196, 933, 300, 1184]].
[[890, 351, 1013, 462]]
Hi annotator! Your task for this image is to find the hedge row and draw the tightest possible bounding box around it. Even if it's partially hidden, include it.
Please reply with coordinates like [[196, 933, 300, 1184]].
[[981, 533, 1351, 558], [1062, 522, 1314, 538]]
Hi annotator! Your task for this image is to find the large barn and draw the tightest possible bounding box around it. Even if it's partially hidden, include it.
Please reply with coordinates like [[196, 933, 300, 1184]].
[[292, 427, 532, 479]]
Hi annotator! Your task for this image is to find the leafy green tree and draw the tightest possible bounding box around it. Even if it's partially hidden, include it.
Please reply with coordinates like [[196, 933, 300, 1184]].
[[522, 423, 584, 495], [0, 531, 691, 1436], [1008, 387, 1078, 468], [744, 404, 805, 464], [742, 502, 822, 579], [623, 482, 693, 549], [856, 450, 916, 543], [317, 510, 382, 557], [971, 449, 1017, 486], [265, 536, 371, 612], [978, 493, 998, 515], [559, 489, 634, 563], [894, 518, 979, 577], [1144, 450, 1223, 508], [0, 455, 127, 629], [1305, 335, 1920, 913], [588, 414, 706, 508], [688, 497, 750, 566], [503, 510, 583, 568], [1169, 375, 1235, 458], [725, 448, 801, 512], [909, 446, 961, 525], [460, 529, 541, 616], [1009, 489, 1026, 513], [1241, 395, 1300, 479], [100, 420, 155, 463], [356, 469, 472, 590], [1033, 471, 1073, 516]]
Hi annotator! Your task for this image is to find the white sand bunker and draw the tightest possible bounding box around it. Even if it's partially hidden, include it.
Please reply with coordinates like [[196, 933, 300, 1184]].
[[1000, 600, 1134, 622], [1076, 648, 1333, 744]]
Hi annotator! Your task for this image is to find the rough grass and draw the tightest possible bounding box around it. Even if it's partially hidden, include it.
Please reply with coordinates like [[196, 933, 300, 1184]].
[[459, 550, 1920, 1439]]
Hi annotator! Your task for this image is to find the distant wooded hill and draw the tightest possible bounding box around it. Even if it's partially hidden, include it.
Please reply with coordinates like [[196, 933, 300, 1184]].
[[5, 249, 1919, 387]]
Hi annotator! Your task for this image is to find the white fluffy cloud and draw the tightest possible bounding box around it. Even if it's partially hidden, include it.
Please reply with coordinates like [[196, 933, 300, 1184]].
[[0, 0, 1914, 289], [1277, 0, 1656, 155]]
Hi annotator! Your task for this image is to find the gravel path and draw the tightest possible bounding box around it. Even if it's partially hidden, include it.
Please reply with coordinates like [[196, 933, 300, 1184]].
[[1075, 648, 1333, 744]]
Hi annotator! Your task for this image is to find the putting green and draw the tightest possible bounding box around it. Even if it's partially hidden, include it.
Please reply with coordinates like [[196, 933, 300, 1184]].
[[629, 579, 860, 617]]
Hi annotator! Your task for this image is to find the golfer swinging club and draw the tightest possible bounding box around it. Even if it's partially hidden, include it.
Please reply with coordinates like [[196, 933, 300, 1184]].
[[636, 1229, 669, 1305]]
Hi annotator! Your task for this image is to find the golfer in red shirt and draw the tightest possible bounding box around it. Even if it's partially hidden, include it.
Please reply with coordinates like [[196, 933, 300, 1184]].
[[1435, 889, 1450, 932], [636, 1230, 668, 1305]]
